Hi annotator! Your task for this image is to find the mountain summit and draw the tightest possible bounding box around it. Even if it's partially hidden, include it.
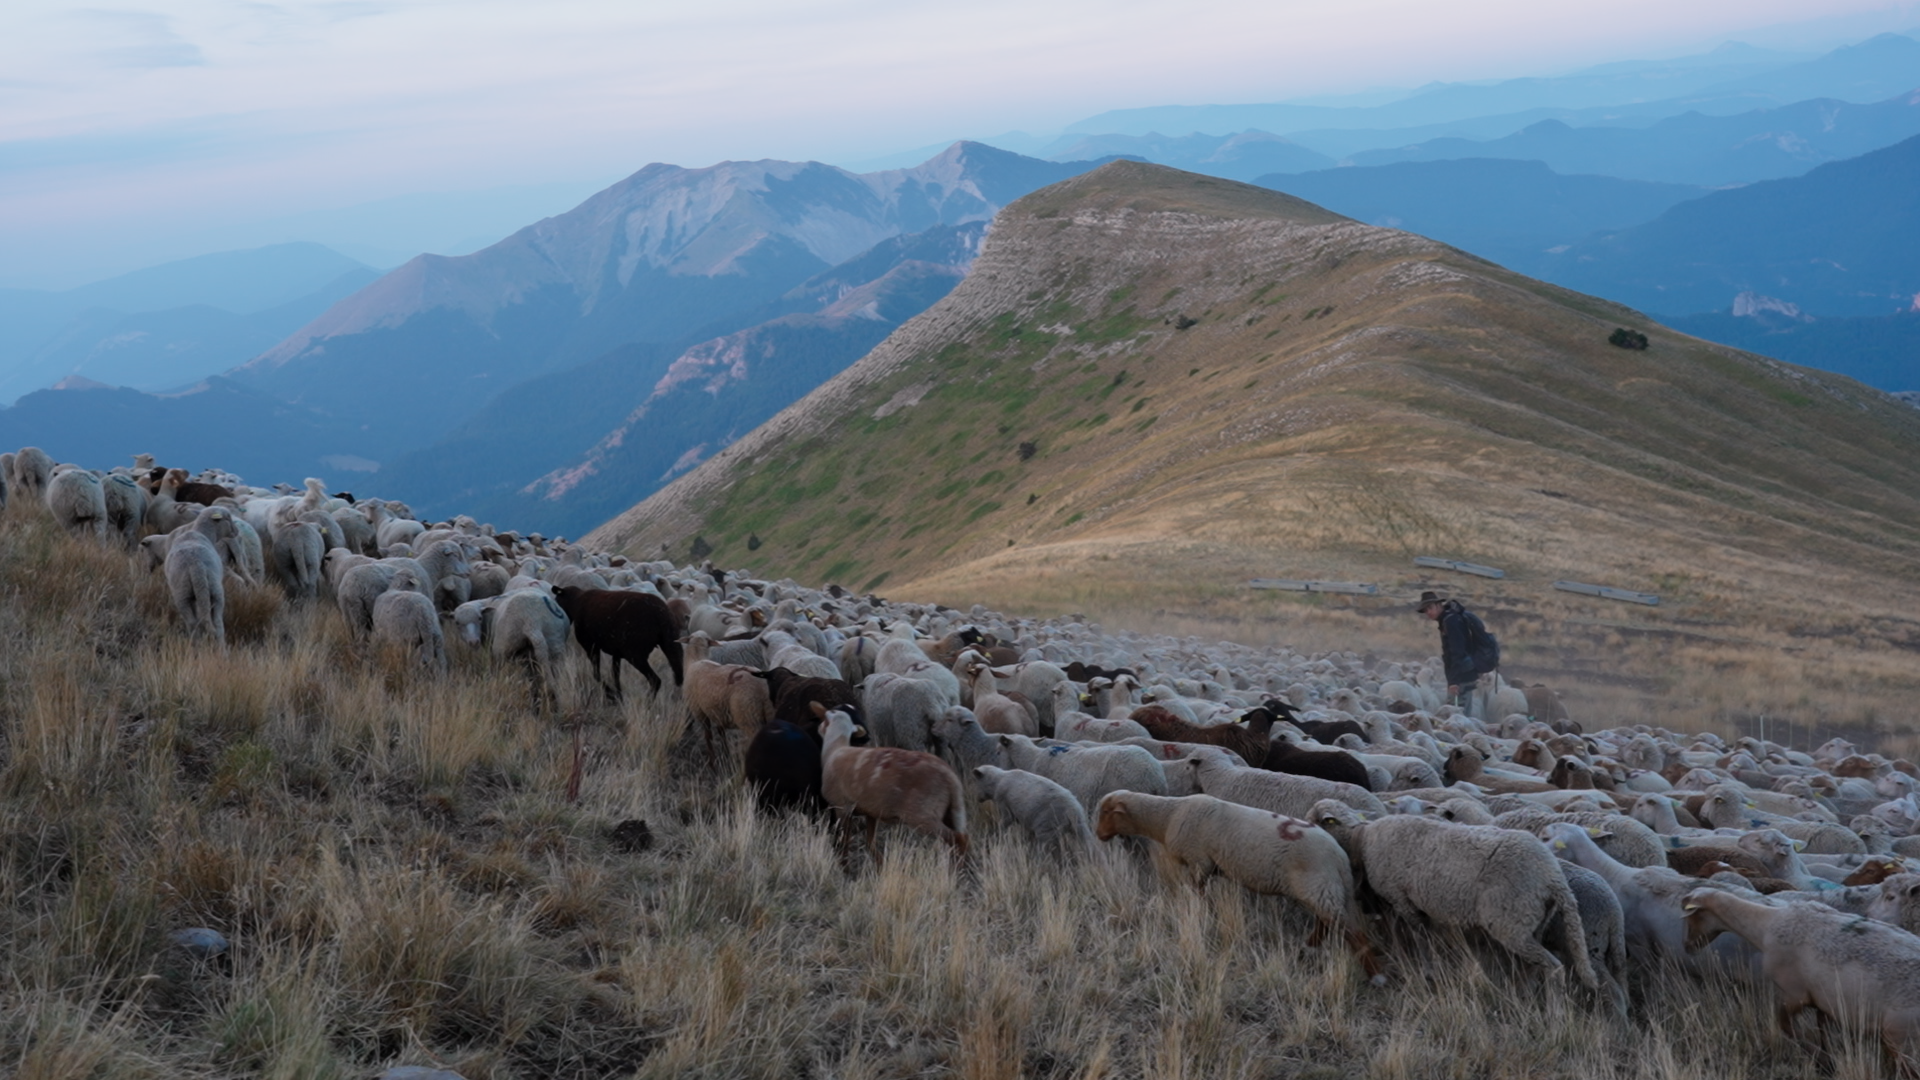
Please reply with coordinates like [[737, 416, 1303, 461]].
[[228, 142, 1106, 453], [590, 162, 1920, 672]]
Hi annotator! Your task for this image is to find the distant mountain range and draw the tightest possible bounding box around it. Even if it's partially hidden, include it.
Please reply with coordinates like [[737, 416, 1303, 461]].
[[1061, 33, 1920, 139], [1254, 159, 1703, 271], [0, 242, 377, 402], [375, 223, 987, 534], [1663, 309, 1920, 394], [8, 29, 1920, 541], [0, 143, 1112, 529], [1041, 131, 1333, 180], [1345, 89, 1920, 185], [1548, 133, 1920, 320]]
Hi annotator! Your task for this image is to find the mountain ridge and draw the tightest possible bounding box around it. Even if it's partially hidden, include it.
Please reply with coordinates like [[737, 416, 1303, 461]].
[[589, 162, 1920, 696]]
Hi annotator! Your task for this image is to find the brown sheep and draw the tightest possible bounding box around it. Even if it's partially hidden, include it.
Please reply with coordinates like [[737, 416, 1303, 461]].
[[1843, 857, 1907, 887], [815, 703, 967, 867], [1668, 846, 1772, 880], [155, 467, 234, 507], [1550, 757, 1616, 791], [682, 633, 775, 766], [1443, 745, 1557, 794], [1130, 704, 1274, 768]]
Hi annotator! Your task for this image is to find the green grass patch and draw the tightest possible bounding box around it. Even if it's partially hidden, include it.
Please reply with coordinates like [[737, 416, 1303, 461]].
[[965, 500, 1003, 523]]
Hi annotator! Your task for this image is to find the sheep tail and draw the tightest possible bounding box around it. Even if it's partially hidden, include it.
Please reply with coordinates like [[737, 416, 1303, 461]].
[[943, 766, 969, 854], [1550, 875, 1599, 991]]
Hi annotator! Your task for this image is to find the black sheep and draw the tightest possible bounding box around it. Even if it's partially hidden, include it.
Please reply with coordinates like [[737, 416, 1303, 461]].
[[1262, 737, 1374, 791], [552, 586, 684, 701], [744, 719, 825, 812], [742, 701, 867, 814], [1264, 697, 1365, 744], [753, 667, 861, 726]]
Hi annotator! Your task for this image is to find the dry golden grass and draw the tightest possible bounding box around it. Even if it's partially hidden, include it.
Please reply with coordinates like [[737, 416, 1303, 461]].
[[0, 507, 1909, 1078]]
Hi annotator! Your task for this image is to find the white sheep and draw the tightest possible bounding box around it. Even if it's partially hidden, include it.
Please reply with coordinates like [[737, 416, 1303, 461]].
[[10, 446, 53, 501], [964, 657, 1037, 737], [371, 568, 446, 671], [45, 467, 109, 541], [164, 508, 238, 645], [1560, 861, 1630, 1014], [997, 733, 1167, 812], [1683, 887, 1920, 1061], [100, 473, 146, 549], [1098, 791, 1380, 980], [1313, 801, 1597, 990], [415, 539, 473, 615], [930, 707, 1009, 776], [761, 628, 841, 680], [453, 588, 571, 700], [973, 765, 1095, 853], [336, 561, 423, 640], [1539, 821, 1737, 963], [1491, 807, 1668, 869], [862, 671, 949, 753], [268, 516, 324, 600], [1183, 753, 1384, 820], [1870, 873, 1920, 934]]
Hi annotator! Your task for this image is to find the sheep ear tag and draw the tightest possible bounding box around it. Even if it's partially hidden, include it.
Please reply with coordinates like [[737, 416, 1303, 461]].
[[1585, 827, 1606, 838]]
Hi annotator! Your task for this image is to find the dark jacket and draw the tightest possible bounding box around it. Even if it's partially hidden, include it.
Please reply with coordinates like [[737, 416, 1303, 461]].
[[1438, 600, 1489, 688]]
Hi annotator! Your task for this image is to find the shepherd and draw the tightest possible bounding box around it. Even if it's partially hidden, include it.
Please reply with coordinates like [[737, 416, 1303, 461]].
[[1416, 591, 1501, 718]]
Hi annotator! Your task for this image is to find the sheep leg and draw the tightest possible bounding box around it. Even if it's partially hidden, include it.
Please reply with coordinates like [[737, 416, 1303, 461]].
[[1488, 922, 1567, 985], [863, 815, 882, 869], [698, 715, 721, 773], [1345, 928, 1385, 982], [637, 648, 665, 696]]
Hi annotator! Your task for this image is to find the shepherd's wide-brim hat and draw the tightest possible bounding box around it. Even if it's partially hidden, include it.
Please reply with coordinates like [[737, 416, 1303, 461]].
[[1415, 590, 1445, 612]]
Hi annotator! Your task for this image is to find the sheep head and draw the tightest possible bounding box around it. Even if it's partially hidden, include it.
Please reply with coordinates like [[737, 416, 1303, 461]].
[[1093, 793, 1132, 841]]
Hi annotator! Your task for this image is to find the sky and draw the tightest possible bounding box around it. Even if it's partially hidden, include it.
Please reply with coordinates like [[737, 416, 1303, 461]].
[[2, 0, 1917, 289]]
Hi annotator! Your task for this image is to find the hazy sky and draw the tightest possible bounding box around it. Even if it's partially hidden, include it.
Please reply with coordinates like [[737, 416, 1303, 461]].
[[3, 0, 1916, 287]]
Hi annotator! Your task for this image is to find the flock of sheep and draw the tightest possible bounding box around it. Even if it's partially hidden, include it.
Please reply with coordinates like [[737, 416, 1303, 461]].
[[9, 445, 1920, 1070]]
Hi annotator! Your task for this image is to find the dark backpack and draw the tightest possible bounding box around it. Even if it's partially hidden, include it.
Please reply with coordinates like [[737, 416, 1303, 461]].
[[1458, 608, 1501, 674]]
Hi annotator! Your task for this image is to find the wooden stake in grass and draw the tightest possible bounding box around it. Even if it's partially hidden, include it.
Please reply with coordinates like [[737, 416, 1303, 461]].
[[566, 725, 584, 804]]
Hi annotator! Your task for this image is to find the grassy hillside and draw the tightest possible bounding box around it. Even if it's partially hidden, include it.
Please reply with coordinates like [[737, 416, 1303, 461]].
[[593, 161, 1920, 737], [0, 506, 1896, 1079]]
